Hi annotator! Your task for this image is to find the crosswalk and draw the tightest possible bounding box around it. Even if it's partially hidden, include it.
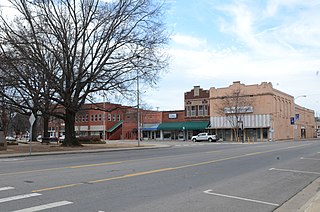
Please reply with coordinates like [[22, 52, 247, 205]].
[[0, 186, 73, 212]]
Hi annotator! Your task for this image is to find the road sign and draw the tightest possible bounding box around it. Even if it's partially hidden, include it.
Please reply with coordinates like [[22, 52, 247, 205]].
[[29, 113, 36, 125], [290, 117, 294, 125]]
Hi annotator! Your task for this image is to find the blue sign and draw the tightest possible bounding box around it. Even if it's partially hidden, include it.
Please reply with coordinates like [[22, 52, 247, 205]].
[[290, 117, 295, 125], [295, 114, 300, 121]]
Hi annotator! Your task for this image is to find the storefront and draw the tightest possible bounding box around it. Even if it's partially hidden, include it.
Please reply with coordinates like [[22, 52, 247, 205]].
[[158, 121, 209, 140]]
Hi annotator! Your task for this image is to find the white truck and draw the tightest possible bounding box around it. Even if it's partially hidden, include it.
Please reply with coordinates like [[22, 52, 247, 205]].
[[191, 133, 217, 142]]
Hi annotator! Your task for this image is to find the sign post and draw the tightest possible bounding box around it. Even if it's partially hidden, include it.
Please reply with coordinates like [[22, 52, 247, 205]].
[[29, 113, 36, 155]]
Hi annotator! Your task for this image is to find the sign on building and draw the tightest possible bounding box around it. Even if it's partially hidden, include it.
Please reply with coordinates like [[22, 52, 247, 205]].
[[224, 106, 253, 114], [290, 117, 295, 125], [168, 114, 177, 119]]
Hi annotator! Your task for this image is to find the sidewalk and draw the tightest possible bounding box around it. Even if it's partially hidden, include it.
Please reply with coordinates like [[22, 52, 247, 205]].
[[0, 141, 171, 158], [275, 176, 320, 212]]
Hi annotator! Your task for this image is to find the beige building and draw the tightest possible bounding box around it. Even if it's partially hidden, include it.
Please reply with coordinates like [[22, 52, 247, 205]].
[[208, 81, 315, 142]]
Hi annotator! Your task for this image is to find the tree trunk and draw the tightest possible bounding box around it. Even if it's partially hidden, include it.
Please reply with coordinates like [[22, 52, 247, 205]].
[[63, 109, 81, 146], [43, 115, 49, 138]]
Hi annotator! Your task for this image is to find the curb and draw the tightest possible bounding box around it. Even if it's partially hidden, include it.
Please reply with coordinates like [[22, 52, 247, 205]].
[[0, 144, 171, 158], [274, 176, 320, 212]]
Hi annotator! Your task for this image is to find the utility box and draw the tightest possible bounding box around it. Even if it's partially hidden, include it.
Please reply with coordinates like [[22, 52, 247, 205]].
[[0, 129, 7, 151]]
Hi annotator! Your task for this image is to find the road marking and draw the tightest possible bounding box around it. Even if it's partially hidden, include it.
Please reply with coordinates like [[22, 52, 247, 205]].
[[203, 190, 279, 206], [12, 201, 73, 212], [300, 157, 320, 161], [0, 193, 41, 203], [0, 186, 14, 191], [0, 150, 221, 177], [0, 158, 24, 162], [0, 161, 122, 177], [32, 143, 312, 193], [33, 184, 82, 193], [269, 168, 320, 175]]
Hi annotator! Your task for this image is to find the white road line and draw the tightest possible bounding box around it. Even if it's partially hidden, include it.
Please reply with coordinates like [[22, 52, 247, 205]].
[[0, 187, 14, 192], [12, 201, 73, 212], [269, 168, 320, 175], [300, 157, 320, 161], [0, 193, 41, 203], [0, 158, 23, 162], [203, 190, 279, 206]]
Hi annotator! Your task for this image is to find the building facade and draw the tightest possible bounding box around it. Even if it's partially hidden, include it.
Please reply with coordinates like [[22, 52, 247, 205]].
[[208, 81, 315, 142], [49, 102, 126, 140]]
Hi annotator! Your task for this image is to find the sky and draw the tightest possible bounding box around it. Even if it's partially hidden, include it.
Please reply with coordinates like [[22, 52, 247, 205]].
[[144, 0, 320, 115], [1, 0, 320, 115]]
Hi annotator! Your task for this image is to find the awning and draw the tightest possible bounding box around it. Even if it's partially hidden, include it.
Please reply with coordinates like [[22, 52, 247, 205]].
[[183, 121, 210, 130], [158, 121, 209, 131], [107, 121, 122, 132], [142, 123, 160, 131]]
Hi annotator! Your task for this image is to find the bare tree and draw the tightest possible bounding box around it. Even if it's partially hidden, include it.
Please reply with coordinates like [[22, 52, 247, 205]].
[[214, 87, 253, 142], [0, 0, 169, 146]]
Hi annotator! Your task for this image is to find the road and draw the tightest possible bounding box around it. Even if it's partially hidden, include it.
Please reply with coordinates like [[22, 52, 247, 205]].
[[1, 140, 320, 212]]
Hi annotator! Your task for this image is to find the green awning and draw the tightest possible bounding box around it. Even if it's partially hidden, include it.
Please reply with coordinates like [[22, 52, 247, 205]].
[[158, 122, 184, 130], [107, 121, 122, 132], [183, 121, 209, 130], [158, 121, 209, 131]]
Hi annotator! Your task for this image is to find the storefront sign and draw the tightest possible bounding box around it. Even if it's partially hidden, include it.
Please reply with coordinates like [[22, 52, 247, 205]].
[[224, 106, 253, 114], [168, 113, 177, 119]]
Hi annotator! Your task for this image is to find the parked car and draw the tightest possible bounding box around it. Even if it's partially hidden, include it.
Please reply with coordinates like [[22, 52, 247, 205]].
[[192, 133, 217, 142], [17, 135, 30, 143], [5, 136, 17, 144]]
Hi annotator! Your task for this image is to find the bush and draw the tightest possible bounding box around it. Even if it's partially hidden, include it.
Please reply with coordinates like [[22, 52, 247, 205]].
[[78, 136, 105, 144]]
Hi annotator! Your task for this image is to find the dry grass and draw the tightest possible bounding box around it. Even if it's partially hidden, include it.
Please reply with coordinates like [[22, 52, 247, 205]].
[[0, 142, 146, 155]]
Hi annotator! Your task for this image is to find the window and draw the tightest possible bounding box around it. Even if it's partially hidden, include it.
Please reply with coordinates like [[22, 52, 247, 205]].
[[117, 114, 121, 121], [191, 106, 196, 116], [113, 114, 116, 121], [198, 105, 203, 116], [85, 115, 88, 122], [90, 115, 94, 122], [82, 116, 85, 122], [204, 105, 208, 116], [98, 114, 102, 121], [94, 114, 98, 121], [108, 114, 111, 121]]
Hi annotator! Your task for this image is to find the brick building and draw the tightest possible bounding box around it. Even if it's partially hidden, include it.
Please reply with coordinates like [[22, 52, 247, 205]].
[[208, 81, 315, 142], [49, 102, 126, 140]]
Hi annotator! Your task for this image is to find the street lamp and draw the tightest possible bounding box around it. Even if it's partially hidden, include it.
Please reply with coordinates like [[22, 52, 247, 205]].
[[293, 95, 307, 140], [137, 69, 141, 147], [103, 95, 106, 141]]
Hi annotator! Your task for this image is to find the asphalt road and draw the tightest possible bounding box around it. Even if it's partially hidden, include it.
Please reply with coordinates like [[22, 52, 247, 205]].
[[1, 140, 320, 212]]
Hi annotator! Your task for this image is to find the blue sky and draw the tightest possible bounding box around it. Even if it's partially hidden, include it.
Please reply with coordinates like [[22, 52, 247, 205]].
[[1, 0, 320, 115], [145, 0, 320, 115]]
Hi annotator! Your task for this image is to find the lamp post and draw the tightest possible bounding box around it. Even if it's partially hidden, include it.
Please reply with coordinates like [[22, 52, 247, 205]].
[[103, 95, 106, 141], [137, 69, 141, 147], [293, 95, 307, 140]]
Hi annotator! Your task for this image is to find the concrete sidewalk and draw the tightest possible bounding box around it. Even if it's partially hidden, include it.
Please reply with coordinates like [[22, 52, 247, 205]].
[[274, 176, 320, 212], [0, 143, 171, 158]]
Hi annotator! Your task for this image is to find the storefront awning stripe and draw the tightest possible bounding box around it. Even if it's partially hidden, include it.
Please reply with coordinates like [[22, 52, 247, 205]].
[[107, 121, 122, 132]]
